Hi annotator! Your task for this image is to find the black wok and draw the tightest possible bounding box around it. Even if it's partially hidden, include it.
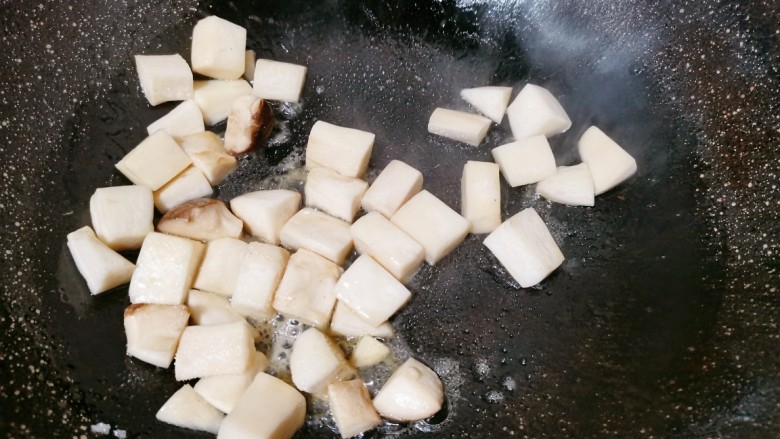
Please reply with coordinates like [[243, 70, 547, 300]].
[[1, 0, 778, 437]]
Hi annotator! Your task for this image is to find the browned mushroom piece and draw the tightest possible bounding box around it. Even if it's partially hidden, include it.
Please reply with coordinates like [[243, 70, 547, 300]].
[[157, 198, 243, 241], [223, 95, 275, 156]]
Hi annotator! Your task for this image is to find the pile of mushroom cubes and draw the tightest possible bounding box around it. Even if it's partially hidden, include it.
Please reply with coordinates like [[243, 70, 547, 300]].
[[66, 14, 638, 439], [428, 84, 637, 286]]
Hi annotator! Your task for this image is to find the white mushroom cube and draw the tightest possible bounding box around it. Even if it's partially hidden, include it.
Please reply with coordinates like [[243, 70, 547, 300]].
[[157, 198, 243, 242], [193, 79, 253, 125], [272, 249, 342, 329], [134, 54, 193, 106], [179, 132, 238, 186], [89, 185, 154, 251], [147, 100, 205, 140], [67, 226, 135, 295], [156, 384, 224, 434], [360, 159, 423, 218], [535, 164, 595, 206], [231, 243, 289, 321], [461, 161, 501, 234], [175, 321, 255, 381], [194, 238, 248, 297], [305, 167, 368, 223], [372, 358, 444, 422], [459, 86, 512, 123], [243, 50, 256, 82], [129, 231, 205, 305], [329, 302, 394, 339], [223, 94, 274, 156], [332, 255, 411, 327], [290, 328, 354, 395], [253, 59, 308, 102], [390, 190, 470, 265], [191, 16, 247, 80], [115, 131, 192, 191], [328, 379, 381, 439], [187, 289, 244, 326], [350, 212, 424, 282], [483, 208, 564, 288], [506, 83, 572, 140], [217, 373, 306, 439], [427, 107, 491, 147], [230, 189, 301, 245], [153, 166, 214, 213], [350, 336, 390, 368], [124, 303, 190, 368], [578, 126, 638, 195], [279, 207, 353, 265], [491, 135, 556, 187], [305, 121, 375, 178], [194, 351, 269, 414]]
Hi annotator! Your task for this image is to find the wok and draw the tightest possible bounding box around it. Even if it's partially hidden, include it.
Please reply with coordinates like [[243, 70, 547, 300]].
[[1, 0, 778, 437]]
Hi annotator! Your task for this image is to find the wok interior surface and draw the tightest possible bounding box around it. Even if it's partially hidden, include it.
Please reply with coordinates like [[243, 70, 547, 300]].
[[1, 0, 778, 437]]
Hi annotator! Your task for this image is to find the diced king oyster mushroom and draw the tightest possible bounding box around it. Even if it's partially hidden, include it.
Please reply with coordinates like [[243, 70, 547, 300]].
[[461, 160, 502, 234], [350, 212, 424, 283], [191, 16, 247, 80], [483, 207, 564, 288], [193, 237, 248, 297], [328, 379, 381, 439], [217, 373, 306, 439], [186, 289, 245, 326], [179, 131, 238, 186], [128, 231, 205, 305], [153, 166, 214, 213], [279, 207, 353, 265], [115, 130, 192, 191], [535, 163, 596, 207], [124, 303, 189, 368], [175, 321, 255, 381], [156, 198, 243, 242], [243, 50, 256, 82], [192, 79, 253, 126], [134, 54, 193, 106], [66, 226, 135, 295], [156, 384, 224, 434], [506, 83, 572, 140], [253, 58, 308, 102], [229, 189, 301, 245], [272, 249, 342, 330], [89, 185, 153, 251], [290, 328, 355, 395], [304, 167, 368, 223], [372, 358, 444, 422], [332, 255, 411, 327], [223, 94, 275, 156], [360, 159, 423, 218], [193, 351, 269, 414], [350, 336, 390, 368], [459, 86, 513, 124], [231, 242, 289, 321], [390, 190, 470, 265], [305, 121, 375, 178], [329, 301, 394, 339], [577, 126, 637, 195], [146, 99, 205, 140], [427, 107, 492, 147], [491, 135, 557, 187], [183, 289, 261, 340]]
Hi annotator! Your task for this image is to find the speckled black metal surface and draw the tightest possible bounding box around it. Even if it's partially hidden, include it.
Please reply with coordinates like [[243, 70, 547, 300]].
[[1, 0, 778, 437]]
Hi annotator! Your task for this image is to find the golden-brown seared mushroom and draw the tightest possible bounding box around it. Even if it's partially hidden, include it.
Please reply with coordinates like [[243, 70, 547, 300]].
[[157, 198, 243, 242], [223, 95, 275, 156]]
